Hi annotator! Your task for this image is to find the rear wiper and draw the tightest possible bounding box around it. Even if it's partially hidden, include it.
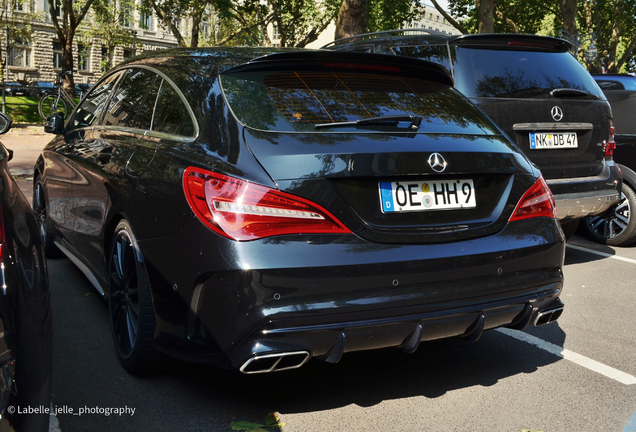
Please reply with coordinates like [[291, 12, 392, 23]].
[[551, 88, 599, 99], [315, 114, 423, 131]]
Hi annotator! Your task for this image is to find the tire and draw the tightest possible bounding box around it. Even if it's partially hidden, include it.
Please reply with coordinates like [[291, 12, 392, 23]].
[[38, 94, 68, 120], [583, 182, 636, 247], [108, 220, 161, 374], [33, 180, 63, 258], [559, 219, 579, 240]]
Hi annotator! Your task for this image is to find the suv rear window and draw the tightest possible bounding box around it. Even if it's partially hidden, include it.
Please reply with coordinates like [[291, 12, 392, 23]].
[[452, 47, 605, 100], [220, 68, 498, 135]]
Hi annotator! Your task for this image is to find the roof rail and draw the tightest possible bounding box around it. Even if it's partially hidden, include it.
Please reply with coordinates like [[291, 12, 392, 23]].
[[320, 28, 448, 50]]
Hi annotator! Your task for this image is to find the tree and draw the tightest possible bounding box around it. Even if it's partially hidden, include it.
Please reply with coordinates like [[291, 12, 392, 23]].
[[80, 0, 136, 71], [334, 0, 368, 39], [47, 0, 98, 88]]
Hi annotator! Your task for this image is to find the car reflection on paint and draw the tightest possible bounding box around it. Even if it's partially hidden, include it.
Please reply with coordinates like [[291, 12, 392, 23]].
[[35, 47, 564, 376]]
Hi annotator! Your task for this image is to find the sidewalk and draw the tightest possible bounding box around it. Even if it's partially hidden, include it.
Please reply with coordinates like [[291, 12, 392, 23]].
[[2, 124, 52, 205], [2, 124, 51, 176]]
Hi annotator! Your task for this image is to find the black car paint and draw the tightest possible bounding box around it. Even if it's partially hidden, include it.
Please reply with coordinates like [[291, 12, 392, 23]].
[[35, 48, 564, 372], [0, 119, 52, 431]]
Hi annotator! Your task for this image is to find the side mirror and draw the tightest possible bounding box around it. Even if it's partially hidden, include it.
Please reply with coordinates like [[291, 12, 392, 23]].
[[44, 112, 65, 135], [0, 112, 13, 135]]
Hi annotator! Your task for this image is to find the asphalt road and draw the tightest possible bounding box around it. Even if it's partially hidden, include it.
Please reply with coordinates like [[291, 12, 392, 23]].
[[3, 126, 636, 432], [40, 233, 636, 432]]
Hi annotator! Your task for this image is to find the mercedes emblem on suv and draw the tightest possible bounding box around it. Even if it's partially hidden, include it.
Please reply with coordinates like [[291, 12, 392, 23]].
[[551, 106, 564, 121]]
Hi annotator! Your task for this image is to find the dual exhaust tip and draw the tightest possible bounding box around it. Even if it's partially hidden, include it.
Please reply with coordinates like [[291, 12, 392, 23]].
[[240, 351, 310, 374], [533, 305, 564, 326]]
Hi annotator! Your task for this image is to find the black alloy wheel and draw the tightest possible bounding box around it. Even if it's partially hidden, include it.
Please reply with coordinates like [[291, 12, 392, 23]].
[[108, 220, 159, 374], [33, 180, 62, 258], [583, 182, 636, 247]]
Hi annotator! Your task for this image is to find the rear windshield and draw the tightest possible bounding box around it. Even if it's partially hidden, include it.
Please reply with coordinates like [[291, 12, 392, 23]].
[[220, 68, 498, 135], [390, 45, 451, 73], [452, 47, 605, 99]]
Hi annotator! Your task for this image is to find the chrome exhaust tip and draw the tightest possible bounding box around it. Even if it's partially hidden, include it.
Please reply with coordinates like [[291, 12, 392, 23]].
[[240, 351, 310, 374], [533, 306, 564, 326]]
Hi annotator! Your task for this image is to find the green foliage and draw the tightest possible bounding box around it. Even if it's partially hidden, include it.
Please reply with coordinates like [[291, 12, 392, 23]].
[[367, 0, 424, 32], [230, 412, 285, 432]]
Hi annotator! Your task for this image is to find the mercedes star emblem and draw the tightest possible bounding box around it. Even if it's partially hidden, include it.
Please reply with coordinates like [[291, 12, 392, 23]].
[[551, 106, 564, 121], [428, 153, 447, 173]]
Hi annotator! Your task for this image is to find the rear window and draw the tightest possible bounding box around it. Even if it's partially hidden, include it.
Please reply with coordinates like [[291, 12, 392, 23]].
[[390, 45, 451, 73], [453, 47, 605, 99], [220, 68, 498, 135]]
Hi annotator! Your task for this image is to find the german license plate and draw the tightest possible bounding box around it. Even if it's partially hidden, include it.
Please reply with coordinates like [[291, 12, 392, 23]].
[[379, 180, 476, 213], [530, 132, 578, 149]]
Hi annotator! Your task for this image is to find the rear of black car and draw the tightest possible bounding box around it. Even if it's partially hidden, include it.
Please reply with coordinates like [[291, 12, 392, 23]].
[[149, 51, 566, 372], [324, 33, 622, 231]]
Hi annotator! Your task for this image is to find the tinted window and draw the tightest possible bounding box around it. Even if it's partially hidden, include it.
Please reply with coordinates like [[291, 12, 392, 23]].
[[453, 47, 605, 100], [103, 68, 157, 128], [391, 45, 451, 72], [221, 68, 498, 135], [596, 80, 625, 91], [151, 80, 195, 136], [72, 72, 122, 129], [135, 77, 161, 130]]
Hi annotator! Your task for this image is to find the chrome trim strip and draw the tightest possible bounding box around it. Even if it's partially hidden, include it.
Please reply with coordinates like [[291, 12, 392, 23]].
[[54, 241, 105, 296], [513, 122, 593, 131]]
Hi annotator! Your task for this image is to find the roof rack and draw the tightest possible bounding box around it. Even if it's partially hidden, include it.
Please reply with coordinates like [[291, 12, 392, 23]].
[[320, 28, 448, 50]]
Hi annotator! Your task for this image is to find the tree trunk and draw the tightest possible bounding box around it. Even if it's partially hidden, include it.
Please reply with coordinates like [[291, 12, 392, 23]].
[[476, 0, 494, 33], [334, 0, 369, 40], [559, 0, 577, 36], [62, 36, 74, 89]]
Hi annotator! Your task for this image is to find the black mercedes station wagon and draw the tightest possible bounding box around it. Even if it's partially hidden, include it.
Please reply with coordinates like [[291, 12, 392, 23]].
[[323, 31, 622, 238], [36, 48, 565, 374]]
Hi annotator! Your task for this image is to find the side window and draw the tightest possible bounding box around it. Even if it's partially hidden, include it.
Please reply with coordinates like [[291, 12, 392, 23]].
[[151, 79, 195, 136], [134, 77, 161, 130], [72, 72, 122, 129], [103, 68, 157, 128]]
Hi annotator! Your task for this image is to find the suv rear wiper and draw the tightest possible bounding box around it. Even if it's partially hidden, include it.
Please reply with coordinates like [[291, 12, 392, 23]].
[[315, 114, 423, 131], [551, 88, 600, 99]]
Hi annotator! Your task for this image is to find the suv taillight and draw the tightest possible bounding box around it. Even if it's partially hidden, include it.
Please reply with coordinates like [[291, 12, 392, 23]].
[[183, 167, 351, 241], [605, 121, 616, 158], [509, 176, 557, 222]]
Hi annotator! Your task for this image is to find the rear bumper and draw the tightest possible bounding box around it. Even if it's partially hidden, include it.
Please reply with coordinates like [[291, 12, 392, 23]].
[[547, 160, 622, 220], [139, 217, 565, 370]]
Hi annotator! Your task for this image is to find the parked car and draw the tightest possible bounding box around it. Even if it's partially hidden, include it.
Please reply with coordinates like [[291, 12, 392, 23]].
[[581, 74, 636, 246], [2, 82, 30, 97], [0, 112, 52, 431], [36, 47, 564, 375], [28, 81, 57, 98], [323, 30, 622, 238]]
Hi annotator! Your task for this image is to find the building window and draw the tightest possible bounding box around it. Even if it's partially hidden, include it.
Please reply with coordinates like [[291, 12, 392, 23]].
[[201, 16, 209, 38], [272, 24, 280, 40], [121, 6, 132, 27], [53, 41, 63, 69], [140, 10, 154, 31], [78, 44, 90, 71], [45, 0, 62, 20], [9, 40, 31, 67], [123, 48, 133, 60]]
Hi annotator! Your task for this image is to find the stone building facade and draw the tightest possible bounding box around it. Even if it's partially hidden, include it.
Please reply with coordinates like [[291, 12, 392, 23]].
[[4, 0, 179, 85]]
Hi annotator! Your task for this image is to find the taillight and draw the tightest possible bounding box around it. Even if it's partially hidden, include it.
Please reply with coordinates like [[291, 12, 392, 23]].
[[605, 121, 616, 158], [509, 176, 557, 222], [183, 167, 351, 241]]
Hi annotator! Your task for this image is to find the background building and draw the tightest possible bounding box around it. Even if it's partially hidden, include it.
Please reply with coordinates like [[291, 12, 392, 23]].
[[4, 0, 179, 85]]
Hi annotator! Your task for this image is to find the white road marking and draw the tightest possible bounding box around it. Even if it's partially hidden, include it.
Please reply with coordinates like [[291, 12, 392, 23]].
[[567, 244, 636, 265], [496, 328, 636, 385]]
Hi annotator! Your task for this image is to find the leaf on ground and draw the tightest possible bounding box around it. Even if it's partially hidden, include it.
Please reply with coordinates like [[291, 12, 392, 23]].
[[230, 421, 266, 431], [265, 412, 282, 426], [84, 292, 96, 297]]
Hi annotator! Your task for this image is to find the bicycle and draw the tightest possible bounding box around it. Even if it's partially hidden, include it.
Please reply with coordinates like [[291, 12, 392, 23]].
[[38, 71, 78, 120]]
